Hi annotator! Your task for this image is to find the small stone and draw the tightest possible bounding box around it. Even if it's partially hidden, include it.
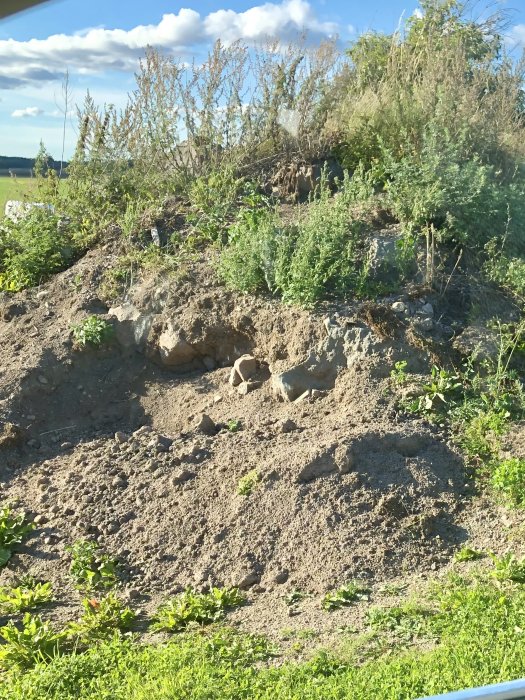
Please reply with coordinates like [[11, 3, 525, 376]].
[[115, 431, 128, 444], [112, 477, 127, 488], [37, 476, 50, 487], [278, 419, 298, 434], [415, 317, 433, 332], [33, 513, 48, 526], [421, 302, 434, 316], [38, 375, 48, 385], [229, 367, 242, 387], [237, 380, 260, 396], [237, 571, 260, 590], [195, 413, 216, 435], [273, 570, 289, 584], [391, 301, 407, 314], [60, 442, 72, 450], [172, 469, 195, 485], [311, 389, 327, 400], [234, 354, 257, 382], [213, 394, 223, 404]]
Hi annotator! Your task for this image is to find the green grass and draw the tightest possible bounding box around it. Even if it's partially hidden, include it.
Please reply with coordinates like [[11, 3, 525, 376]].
[[3, 573, 525, 699], [0, 177, 38, 216]]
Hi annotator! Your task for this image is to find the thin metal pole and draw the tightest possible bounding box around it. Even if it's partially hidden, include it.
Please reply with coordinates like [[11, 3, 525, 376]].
[[418, 678, 525, 700]]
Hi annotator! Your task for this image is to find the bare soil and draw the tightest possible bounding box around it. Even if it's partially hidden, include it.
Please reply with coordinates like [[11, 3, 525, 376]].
[[0, 240, 523, 650]]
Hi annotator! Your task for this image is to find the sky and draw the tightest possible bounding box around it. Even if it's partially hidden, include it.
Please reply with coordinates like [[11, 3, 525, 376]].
[[1, 0, 525, 159]]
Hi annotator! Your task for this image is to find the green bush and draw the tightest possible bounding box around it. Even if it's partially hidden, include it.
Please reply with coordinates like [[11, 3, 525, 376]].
[[66, 594, 135, 645], [71, 316, 114, 348], [491, 458, 525, 507], [0, 580, 53, 614], [219, 171, 372, 306], [0, 209, 75, 291], [0, 613, 64, 671]]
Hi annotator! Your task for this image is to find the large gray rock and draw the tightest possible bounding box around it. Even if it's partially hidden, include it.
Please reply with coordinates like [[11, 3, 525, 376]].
[[271, 322, 378, 402], [158, 324, 197, 367], [453, 325, 499, 362], [109, 303, 154, 350]]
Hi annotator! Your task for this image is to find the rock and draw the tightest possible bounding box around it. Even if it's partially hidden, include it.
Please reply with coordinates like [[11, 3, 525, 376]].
[[334, 444, 354, 474], [229, 354, 257, 386], [158, 324, 197, 367], [273, 570, 289, 584], [33, 513, 48, 526], [115, 431, 128, 444], [195, 414, 216, 435], [236, 571, 260, 590], [278, 418, 298, 434], [0, 422, 24, 449], [413, 317, 433, 332], [229, 367, 242, 387], [38, 375, 48, 385], [421, 302, 434, 316], [367, 231, 409, 284], [391, 301, 406, 314], [311, 389, 327, 400], [237, 380, 260, 396], [453, 325, 499, 362], [172, 469, 195, 485], [108, 303, 154, 350]]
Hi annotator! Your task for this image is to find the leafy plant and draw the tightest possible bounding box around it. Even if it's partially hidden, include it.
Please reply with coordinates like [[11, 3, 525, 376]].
[[226, 419, 242, 433], [237, 470, 260, 496], [153, 587, 245, 632], [490, 553, 525, 584], [390, 360, 408, 385], [411, 366, 463, 414], [365, 602, 432, 639], [0, 613, 64, 670], [66, 594, 135, 644], [66, 541, 119, 591], [454, 547, 484, 563], [283, 590, 308, 607], [0, 209, 75, 292], [322, 582, 370, 611], [491, 458, 525, 507], [0, 506, 35, 568], [71, 316, 114, 348], [0, 581, 53, 614]]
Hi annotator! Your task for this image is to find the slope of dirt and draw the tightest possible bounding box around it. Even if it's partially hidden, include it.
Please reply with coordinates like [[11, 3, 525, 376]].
[[0, 245, 522, 642]]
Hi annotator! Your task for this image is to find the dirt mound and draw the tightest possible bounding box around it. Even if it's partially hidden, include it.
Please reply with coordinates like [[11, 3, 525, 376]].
[[0, 246, 496, 635]]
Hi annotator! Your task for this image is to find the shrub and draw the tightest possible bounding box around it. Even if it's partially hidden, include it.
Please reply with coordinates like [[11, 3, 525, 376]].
[[491, 458, 525, 507], [71, 316, 114, 348], [0, 209, 75, 291], [153, 587, 245, 632]]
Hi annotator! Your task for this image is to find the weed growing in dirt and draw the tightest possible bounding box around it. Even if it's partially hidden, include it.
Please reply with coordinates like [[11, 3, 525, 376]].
[[226, 419, 242, 433], [152, 587, 245, 632], [0, 506, 35, 568], [491, 458, 525, 507], [365, 602, 432, 640], [0, 580, 53, 614], [454, 547, 484, 563], [0, 613, 64, 671], [390, 360, 409, 385], [237, 469, 260, 496], [71, 316, 114, 348], [284, 590, 308, 607], [66, 594, 135, 645], [409, 366, 462, 415], [322, 582, 370, 611], [66, 541, 119, 591], [490, 553, 525, 584]]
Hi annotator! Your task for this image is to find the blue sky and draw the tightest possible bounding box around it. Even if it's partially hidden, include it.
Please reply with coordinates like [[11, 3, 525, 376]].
[[1, 0, 524, 158]]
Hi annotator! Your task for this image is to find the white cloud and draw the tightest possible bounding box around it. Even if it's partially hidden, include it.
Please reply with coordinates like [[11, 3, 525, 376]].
[[508, 24, 525, 49], [0, 1, 340, 91], [11, 106, 43, 118]]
